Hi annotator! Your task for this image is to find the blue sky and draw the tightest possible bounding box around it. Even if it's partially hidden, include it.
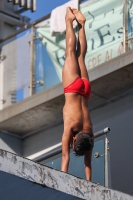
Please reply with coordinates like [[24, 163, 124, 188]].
[[23, 0, 88, 22]]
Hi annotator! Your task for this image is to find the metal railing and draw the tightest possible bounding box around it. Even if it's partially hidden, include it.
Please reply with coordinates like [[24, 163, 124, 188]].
[[33, 127, 111, 187]]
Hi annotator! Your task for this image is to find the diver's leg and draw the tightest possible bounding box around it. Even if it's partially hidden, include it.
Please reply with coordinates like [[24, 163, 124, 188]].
[[73, 12, 93, 179], [62, 7, 80, 88], [73, 9, 89, 80]]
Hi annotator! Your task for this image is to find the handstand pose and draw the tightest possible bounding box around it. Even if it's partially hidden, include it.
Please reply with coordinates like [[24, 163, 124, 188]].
[[61, 7, 94, 181]]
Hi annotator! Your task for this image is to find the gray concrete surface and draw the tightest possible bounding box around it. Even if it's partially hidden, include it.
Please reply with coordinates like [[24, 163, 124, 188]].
[[0, 148, 133, 200]]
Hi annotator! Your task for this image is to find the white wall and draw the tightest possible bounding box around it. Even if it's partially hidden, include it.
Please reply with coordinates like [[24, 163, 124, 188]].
[[0, 1, 17, 109], [0, 131, 22, 155]]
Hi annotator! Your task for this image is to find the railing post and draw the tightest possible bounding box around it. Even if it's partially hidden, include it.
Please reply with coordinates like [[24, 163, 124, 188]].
[[123, 0, 128, 52], [105, 134, 109, 187], [30, 25, 35, 95]]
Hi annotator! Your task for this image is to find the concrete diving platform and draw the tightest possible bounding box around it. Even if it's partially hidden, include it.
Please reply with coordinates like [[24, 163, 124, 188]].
[[0, 148, 133, 200]]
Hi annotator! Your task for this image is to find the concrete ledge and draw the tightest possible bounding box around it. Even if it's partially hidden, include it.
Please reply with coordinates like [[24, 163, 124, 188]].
[[0, 82, 63, 123], [0, 51, 133, 134], [89, 50, 133, 81], [0, 148, 133, 200]]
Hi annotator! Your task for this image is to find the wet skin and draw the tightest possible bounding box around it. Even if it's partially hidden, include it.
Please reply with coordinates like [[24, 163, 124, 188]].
[[61, 7, 94, 181]]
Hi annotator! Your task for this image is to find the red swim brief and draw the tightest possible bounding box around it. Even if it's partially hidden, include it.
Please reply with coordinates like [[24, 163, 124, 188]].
[[64, 77, 91, 99]]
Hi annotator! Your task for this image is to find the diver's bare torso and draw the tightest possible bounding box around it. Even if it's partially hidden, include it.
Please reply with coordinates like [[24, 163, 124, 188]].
[[63, 93, 93, 141]]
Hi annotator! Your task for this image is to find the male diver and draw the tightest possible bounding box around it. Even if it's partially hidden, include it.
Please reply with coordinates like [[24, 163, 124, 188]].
[[61, 7, 94, 180]]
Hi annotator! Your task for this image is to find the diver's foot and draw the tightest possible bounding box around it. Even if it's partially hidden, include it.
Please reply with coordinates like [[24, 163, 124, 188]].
[[72, 8, 86, 25], [65, 7, 76, 22]]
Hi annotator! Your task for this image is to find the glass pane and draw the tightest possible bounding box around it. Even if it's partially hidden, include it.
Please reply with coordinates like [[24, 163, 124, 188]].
[[0, 30, 31, 110], [35, 0, 124, 90], [92, 140, 105, 185], [45, 140, 105, 186], [128, 0, 133, 50], [80, 0, 124, 70], [34, 32, 60, 93]]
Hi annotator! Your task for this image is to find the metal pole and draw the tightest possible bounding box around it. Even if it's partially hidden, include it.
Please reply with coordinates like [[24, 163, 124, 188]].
[[94, 127, 111, 138], [34, 127, 111, 162], [105, 134, 109, 187], [123, 0, 128, 52], [30, 25, 35, 95]]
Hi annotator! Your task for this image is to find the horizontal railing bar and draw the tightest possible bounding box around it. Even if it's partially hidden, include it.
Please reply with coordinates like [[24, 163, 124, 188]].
[[94, 127, 111, 138], [34, 147, 62, 162], [0, 13, 50, 43], [0, 8, 21, 20], [34, 127, 111, 162], [127, 37, 133, 41]]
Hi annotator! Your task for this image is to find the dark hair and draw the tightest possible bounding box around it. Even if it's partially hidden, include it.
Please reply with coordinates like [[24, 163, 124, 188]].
[[73, 132, 94, 156]]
